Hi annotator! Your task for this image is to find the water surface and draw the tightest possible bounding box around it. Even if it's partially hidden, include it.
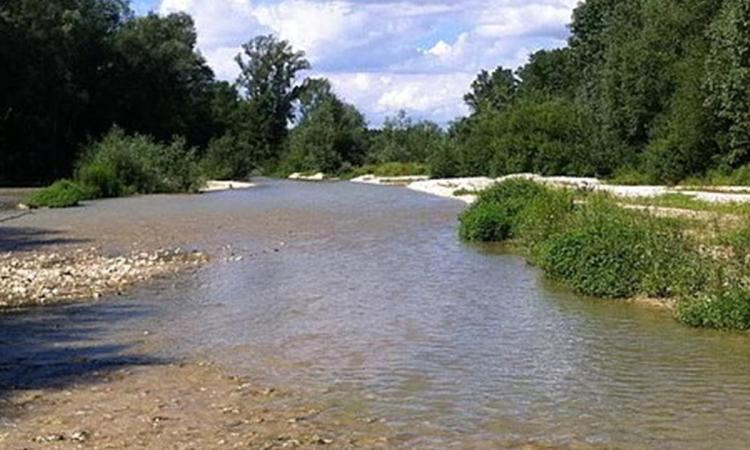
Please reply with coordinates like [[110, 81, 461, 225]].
[[3, 180, 750, 448]]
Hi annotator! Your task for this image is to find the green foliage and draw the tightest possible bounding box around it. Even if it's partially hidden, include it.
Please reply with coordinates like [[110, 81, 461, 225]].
[[705, 0, 750, 166], [234, 34, 310, 165], [459, 179, 546, 241], [464, 67, 517, 114], [368, 112, 445, 165], [607, 166, 654, 185], [200, 134, 254, 180], [677, 289, 750, 330], [460, 181, 705, 300], [76, 128, 201, 197], [27, 180, 87, 208], [536, 198, 700, 298], [454, 97, 591, 177], [458, 201, 513, 242], [281, 90, 367, 175], [0, 2, 231, 184], [427, 141, 461, 179]]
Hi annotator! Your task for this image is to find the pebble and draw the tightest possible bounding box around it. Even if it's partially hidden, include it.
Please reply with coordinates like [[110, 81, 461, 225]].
[[0, 248, 208, 308]]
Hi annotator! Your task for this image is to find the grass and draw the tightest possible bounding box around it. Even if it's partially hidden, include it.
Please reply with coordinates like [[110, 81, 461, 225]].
[[459, 178, 750, 330]]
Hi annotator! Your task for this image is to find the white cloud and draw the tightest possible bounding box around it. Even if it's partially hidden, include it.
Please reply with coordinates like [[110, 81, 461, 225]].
[[156, 0, 577, 125]]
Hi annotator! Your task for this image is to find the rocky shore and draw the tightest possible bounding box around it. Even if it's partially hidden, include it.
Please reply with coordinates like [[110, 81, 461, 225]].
[[0, 248, 207, 309]]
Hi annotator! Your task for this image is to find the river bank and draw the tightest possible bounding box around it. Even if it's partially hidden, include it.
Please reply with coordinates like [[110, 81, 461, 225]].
[[4, 179, 750, 448], [1, 361, 393, 450]]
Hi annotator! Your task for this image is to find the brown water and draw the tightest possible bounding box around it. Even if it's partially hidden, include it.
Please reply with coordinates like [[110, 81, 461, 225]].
[[3, 179, 750, 448]]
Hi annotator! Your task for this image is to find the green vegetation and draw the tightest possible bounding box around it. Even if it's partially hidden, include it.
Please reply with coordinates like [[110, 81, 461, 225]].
[[27, 129, 202, 207], [460, 179, 750, 330], [4, 0, 750, 187], [27, 180, 87, 209], [459, 179, 546, 241]]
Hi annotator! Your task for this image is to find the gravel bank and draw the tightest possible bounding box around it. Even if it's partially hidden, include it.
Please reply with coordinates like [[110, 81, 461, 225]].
[[403, 174, 750, 204], [0, 248, 207, 309]]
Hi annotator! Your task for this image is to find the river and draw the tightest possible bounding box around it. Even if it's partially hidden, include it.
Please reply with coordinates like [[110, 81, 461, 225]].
[[2, 179, 750, 448]]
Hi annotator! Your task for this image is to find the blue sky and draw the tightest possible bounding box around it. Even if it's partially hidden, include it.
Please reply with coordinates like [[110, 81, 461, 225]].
[[133, 0, 578, 125]]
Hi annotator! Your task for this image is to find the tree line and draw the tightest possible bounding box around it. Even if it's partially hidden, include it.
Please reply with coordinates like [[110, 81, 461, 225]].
[[2, 0, 750, 186]]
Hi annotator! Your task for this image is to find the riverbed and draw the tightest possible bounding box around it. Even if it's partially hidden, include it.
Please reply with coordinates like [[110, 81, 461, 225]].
[[2, 179, 750, 448]]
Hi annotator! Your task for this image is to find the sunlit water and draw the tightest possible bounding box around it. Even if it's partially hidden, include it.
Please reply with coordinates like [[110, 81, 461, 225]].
[[3, 180, 750, 448]]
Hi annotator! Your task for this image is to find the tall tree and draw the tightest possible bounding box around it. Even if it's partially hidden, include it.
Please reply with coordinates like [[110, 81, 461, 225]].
[[706, 0, 750, 167], [235, 35, 310, 163], [464, 67, 517, 115]]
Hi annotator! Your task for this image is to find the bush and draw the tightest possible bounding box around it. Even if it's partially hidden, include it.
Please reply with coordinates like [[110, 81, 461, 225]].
[[77, 128, 202, 197], [27, 180, 87, 208], [607, 166, 654, 185], [515, 188, 576, 253], [459, 179, 546, 242], [677, 288, 750, 330], [535, 198, 700, 298], [77, 161, 124, 198], [428, 141, 460, 179], [200, 133, 253, 180], [458, 201, 513, 241]]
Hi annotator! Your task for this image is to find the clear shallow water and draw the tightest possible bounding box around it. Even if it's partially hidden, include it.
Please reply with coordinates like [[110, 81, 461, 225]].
[[4, 179, 750, 448]]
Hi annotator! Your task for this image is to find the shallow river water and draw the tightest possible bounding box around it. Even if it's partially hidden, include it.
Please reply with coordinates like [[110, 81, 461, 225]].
[[3, 179, 750, 448]]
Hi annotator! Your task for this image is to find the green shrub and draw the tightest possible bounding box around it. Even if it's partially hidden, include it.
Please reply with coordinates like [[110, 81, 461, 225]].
[[77, 161, 124, 198], [200, 133, 253, 180], [677, 288, 750, 330], [428, 141, 460, 179], [77, 128, 201, 197], [27, 180, 87, 208], [535, 198, 699, 298], [516, 188, 576, 254], [459, 179, 546, 242], [458, 201, 513, 241], [607, 166, 654, 185]]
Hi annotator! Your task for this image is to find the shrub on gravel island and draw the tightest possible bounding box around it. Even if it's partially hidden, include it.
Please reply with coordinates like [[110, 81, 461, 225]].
[[76, 128, 202, 197], [27, 180, 87, 208]]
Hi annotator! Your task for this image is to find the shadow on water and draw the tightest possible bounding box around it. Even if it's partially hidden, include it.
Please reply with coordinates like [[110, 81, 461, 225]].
[[0, 301, 165, 412], [0, 225, 89, 252]]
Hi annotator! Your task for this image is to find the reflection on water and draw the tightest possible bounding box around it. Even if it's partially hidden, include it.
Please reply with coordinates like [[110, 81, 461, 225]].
[[7, 180, 750, 448]]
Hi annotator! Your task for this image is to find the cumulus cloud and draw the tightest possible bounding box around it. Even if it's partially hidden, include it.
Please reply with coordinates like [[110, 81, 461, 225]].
[[154, 0, 578, 124]]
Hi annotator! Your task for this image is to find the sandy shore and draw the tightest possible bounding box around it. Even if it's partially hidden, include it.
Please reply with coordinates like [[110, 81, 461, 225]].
[[0, 362, 392, 450], [199, 180, 255, 193], [397, 174, 750, 204]]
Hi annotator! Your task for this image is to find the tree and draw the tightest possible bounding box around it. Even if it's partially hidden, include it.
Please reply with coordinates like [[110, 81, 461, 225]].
[[111, 12, 216, 146], [705, 0, 750, 167], [516, 48, 577, 97], [369, 111, 444, 164], [283, 91, 368, 174], [464, 67, 517, 115], [235, 35, 310, 164], [0, 0, 131, 183]]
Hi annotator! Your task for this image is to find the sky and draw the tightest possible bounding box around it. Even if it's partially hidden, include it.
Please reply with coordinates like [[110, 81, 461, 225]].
[[131, 0, 579, 126]]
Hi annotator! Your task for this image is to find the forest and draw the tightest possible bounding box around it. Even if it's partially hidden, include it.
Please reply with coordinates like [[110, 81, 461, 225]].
[[1, 0, 749, 189]]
